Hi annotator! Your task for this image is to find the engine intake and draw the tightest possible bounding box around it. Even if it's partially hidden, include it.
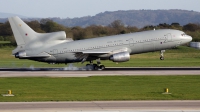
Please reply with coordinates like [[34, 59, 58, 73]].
[[15, 51, 26, 58], [110, 52, 130, 62]]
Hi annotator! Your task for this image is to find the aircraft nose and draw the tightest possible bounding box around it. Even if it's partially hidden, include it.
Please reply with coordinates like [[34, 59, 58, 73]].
[[180, 34, 192, 44], [186, 35, 192, 42]]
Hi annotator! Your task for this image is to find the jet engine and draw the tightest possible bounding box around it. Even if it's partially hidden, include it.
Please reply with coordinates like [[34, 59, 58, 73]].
[[15, 51, 26, 58], [109, 52, 130, 62]]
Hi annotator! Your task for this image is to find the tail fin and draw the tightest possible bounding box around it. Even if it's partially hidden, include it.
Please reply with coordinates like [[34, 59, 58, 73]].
[[8, 16, 37, 46], [9, 16, 67, 55]]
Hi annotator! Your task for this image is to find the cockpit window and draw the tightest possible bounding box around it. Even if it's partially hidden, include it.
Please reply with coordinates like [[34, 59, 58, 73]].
[[181, 33, 186, 36]]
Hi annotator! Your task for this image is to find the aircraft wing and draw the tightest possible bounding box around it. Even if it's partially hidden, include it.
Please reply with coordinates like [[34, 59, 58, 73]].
[[74, 51, 109, 60], [81, 51, 110, 55], [73, 47, 129, 63], [80, 47, 129, 55], [74, 47, 129, 61]]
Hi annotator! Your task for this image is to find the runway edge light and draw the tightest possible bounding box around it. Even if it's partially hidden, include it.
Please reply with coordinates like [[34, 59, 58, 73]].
[[1, 90, 15, 96], [162, 88, 172, 94]]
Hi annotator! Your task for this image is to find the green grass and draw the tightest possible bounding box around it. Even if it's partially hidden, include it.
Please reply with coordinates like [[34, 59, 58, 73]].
[[0, 76, 200, 101], [0, 41, 10, 44], [1, 46, 200, 67]]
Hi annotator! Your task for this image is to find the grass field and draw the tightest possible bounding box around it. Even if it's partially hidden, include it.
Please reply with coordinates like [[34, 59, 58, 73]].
[[0, 76, 200, 102], [0, 41, 10, 44], [0, 46, 200, 67]]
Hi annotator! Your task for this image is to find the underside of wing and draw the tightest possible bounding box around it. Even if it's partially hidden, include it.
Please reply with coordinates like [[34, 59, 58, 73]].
[[81, 51, 110, 55], [80, 47, 129, 55], [74, 47, 130, 62]]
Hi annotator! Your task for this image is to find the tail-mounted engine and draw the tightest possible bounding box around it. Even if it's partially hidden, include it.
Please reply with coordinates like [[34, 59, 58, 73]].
[[109, 52, 130, 62]]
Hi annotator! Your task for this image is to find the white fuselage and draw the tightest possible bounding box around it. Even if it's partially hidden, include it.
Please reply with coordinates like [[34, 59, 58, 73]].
[[30, 29, 192, 63]]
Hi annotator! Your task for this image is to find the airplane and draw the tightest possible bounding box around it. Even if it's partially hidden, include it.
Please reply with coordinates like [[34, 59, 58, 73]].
[[8, 16, 192, 70]]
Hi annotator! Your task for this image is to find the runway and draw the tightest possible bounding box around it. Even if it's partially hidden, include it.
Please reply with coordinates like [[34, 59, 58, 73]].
[[0, 101, 200, 112], [0, 67, 200, 112], [1, 67, 200, 71], [0, 67, 200, 77]]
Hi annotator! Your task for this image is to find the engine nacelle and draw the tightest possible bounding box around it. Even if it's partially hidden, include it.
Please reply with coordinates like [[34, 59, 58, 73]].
[[15, 51, 26, 58], [109, 52, 130, 62]]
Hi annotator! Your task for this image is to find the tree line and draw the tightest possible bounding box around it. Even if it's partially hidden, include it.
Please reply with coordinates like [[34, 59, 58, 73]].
[[0, 19, 200, 47]]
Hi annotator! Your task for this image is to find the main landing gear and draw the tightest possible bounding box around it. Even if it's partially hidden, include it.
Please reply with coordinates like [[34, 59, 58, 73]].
[[86, 60, 105, 70], [160, 50, 165, 60]]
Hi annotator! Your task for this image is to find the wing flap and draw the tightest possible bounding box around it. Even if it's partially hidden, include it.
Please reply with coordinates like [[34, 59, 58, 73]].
[[81, 51, 110, 54]]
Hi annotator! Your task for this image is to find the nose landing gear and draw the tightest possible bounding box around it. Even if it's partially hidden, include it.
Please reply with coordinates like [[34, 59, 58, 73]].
[[160, 50, 165, 60]]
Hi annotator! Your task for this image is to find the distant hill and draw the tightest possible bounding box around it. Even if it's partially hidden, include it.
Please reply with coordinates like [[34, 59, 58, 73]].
[[0, 12, 28, 23], [52, 9, 200, 28], [0, 12, 28, 18], [1, 10, 200, 28]]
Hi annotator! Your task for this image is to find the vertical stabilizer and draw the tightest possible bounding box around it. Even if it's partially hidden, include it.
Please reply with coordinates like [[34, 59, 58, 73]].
[[8, 16, 37, 46], [8, 16, 67, 55]]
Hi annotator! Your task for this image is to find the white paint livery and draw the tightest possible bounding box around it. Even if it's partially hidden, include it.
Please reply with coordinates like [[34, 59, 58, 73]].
[[8, 16, 192, 70]]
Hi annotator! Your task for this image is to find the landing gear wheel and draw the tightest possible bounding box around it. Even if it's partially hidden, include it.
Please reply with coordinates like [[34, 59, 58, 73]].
[[160, 50, 165, 61], [160, 56, 164, 60], [99, 65, 105, 70], [86, 59, 105, 71], [93, 64, 98, 70]]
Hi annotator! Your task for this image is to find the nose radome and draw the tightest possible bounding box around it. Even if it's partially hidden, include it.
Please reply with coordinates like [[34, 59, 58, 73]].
[[187, 35, 192, 42]]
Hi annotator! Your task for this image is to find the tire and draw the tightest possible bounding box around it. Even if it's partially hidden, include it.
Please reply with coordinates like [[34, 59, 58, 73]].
[[93, 64, 98, 70], [99, 65, 105, 70], [160, 57, 164, 60]]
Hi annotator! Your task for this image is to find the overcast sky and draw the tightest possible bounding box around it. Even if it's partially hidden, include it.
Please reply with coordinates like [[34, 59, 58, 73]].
[[0, 0, 200, 18]]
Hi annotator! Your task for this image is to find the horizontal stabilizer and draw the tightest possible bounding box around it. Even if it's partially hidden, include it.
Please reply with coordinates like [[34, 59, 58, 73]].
[[16, 52, 51, 59]]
